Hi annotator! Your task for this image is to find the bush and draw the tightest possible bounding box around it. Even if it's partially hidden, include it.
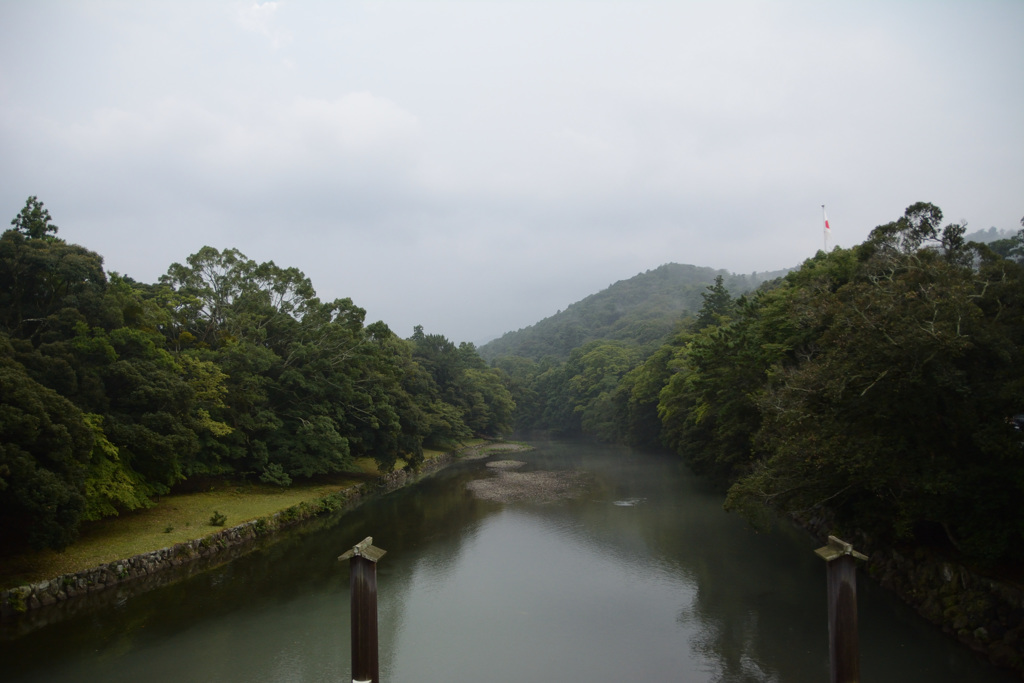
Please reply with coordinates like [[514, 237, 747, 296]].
[[259, 463, 292, 487]]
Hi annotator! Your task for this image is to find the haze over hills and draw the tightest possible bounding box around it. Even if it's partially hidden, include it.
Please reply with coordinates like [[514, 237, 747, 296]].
[[478, 225, 1016, 361], [478, 263, 790, 362]]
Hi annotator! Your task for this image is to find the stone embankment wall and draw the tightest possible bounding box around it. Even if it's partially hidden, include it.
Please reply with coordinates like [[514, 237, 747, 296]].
[[0, 453, 453, 624], [868, 544, 1024, 675], [799, 512, 1024, 678]]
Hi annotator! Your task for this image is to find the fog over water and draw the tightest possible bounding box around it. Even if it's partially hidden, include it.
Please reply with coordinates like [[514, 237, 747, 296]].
[[2, 440, 1015, 682]]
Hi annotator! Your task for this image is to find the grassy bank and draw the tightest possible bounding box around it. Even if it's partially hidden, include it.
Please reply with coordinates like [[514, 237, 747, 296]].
[[0, 447, 462, 591]]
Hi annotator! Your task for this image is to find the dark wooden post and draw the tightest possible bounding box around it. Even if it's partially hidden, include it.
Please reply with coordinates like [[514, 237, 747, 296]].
[[815, 535, 868, 683], [339, 537, 387, 683]]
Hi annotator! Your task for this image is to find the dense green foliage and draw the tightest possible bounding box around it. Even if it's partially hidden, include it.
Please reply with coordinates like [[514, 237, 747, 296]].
[[0, 198, 513, 552], [5, 195, 1021, 570], [496, 203, 1024, 567]]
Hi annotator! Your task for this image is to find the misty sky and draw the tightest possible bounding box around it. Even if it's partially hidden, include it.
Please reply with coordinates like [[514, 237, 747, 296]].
[[2, 1, 1021, 344]]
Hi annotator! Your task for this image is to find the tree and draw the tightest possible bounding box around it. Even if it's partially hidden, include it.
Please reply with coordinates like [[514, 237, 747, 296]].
[[11, 196, 59, 240], [0, 204, 108, 341], [694, 275, 734, 330], [80, 413, 152, 521], [161, 246, 318, 348]]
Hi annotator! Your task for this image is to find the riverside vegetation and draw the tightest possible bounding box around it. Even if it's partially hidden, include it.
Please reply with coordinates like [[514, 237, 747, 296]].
[[2, 197, 1023, 671], [2, 443, 520, 619], [1, 454, 389, 590], [0, 441, 525, 593], [484, 203, 1024, 573], [0, 197, 514, 557], [479, 203, 1024, 673]]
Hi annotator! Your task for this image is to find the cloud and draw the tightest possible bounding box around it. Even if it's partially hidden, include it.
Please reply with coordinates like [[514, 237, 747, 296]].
[[284, 93, 421, 166], [1, 1, 1022, 344], [39, 91, 422, 207], [234, 2, 292, 49]]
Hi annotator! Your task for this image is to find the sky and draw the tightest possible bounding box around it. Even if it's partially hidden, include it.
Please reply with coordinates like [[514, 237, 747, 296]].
[[1, 1, 1022, 344]]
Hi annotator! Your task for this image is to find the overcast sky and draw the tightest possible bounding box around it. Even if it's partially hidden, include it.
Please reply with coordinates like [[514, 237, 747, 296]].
[[2, 1, 1021, 344]]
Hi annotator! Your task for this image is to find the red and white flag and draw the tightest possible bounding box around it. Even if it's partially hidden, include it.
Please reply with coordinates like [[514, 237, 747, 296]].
[[822, 205, 832, 250]]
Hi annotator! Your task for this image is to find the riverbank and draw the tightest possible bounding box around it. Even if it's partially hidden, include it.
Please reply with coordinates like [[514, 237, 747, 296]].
[[0, 440, 527, 622], [798, 512, 1024, 677], [0, 467, 373, 591]]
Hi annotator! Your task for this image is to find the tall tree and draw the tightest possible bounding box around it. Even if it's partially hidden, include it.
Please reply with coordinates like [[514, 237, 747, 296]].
[[694, 275, 735, 331], [0, 198, 109, 342]]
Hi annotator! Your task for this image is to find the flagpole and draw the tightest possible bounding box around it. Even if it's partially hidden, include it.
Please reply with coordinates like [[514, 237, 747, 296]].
[[822, 204, 830, 251]]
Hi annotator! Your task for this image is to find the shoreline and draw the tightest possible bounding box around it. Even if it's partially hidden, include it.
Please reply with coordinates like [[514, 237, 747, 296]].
[[0, 441, 528, 629], [795, 511, 1024, 677], [2, 439, 1020, 676]]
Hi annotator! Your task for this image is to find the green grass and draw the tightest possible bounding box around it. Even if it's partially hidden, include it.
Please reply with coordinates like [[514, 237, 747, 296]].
[[0, 447, 462, 591]]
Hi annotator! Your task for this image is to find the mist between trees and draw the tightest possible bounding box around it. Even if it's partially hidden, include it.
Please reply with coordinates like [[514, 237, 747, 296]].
[[3, 197, 1023, 574], [485, 202, 1024, 569]]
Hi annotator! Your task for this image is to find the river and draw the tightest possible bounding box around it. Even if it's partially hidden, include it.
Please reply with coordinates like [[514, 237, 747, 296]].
[[1, 439, 1016, 682]]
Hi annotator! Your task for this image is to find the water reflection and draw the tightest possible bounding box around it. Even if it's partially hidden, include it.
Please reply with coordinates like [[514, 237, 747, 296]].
[[1, 439, 1016, 682]]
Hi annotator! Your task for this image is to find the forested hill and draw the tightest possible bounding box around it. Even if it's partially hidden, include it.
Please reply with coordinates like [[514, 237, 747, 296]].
[[488, 202, 1024, 572], [479, 263, 790, 362]]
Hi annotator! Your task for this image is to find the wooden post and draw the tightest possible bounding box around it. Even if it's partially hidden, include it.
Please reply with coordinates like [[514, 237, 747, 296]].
[[815, 535, 868, 683], [339, 537, 387, 683]]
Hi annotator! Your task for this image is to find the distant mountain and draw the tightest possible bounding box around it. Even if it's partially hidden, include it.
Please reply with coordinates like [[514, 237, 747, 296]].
[[965, 226, 1016, 244], [479, 263, 789, 362]]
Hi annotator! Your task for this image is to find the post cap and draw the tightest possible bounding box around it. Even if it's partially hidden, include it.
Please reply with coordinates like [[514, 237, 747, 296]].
[[814, 535, 868, 562], [338, 536, 387, 563]]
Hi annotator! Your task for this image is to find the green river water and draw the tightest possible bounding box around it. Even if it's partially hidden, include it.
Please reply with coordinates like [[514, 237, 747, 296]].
[[1, 439, 1016, 682]]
